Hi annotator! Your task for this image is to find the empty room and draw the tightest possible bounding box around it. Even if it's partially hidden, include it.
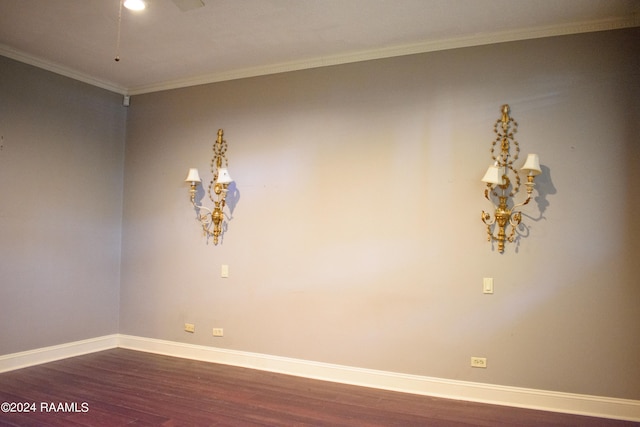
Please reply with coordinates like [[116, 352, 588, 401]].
[[0, 0, 639, 425]]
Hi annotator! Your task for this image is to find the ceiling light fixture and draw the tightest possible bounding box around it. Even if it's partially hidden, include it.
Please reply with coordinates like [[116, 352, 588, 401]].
[[115, 0, 145, 62], [124, 0, 146, 11]]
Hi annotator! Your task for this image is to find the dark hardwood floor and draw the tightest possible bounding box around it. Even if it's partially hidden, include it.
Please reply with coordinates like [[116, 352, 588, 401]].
[[0, 348, 635, 426]]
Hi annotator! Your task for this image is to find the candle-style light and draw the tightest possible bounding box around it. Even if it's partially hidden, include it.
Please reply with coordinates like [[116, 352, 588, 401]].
[[185, 129, 233, 245], [481, 105, 541, 252]]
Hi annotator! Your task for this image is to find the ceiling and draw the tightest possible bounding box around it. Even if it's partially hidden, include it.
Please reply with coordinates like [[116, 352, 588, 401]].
[[0, 0, 638, 95]]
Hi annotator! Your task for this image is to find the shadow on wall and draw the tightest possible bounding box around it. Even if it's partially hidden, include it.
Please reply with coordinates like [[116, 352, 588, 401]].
[[225, 181, 240, 215], [511, 165, 556, 253], [531, 165, 556, 220], [221, 182, 240, 245], [186, 180, 241, 245]]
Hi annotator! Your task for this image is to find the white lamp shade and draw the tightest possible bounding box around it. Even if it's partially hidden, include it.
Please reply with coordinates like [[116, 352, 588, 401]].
[[481, 165, 504, 185], [216, 168, 233, 184], [521, 153, 541, 176], [185, 168, 201, 183]]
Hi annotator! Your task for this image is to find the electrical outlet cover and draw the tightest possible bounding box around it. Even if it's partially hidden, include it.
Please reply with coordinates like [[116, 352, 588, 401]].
[[471, 357, 487, 368]]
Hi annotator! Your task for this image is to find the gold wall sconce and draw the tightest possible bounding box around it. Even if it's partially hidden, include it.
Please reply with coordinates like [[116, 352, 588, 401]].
[[185, 129, 233, 245], [481, 105, 541, 252]]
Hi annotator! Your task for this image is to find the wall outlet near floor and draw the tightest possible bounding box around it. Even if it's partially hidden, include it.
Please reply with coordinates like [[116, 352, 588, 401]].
[[184, 323, 195, 333], [212, 328, 224, 337], [471, 357, 487, 368]]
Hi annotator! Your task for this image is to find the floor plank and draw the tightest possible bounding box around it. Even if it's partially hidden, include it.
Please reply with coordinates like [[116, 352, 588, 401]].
[[0, 349, 635, 426]]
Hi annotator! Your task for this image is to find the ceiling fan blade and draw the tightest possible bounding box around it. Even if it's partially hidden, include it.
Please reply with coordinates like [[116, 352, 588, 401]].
[[171, 0, 205, 12]]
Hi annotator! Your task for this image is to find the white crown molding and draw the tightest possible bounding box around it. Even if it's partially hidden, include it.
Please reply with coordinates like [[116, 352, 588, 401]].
[[0, 44, 128, 95], [1, 15, 638, 97], [127, 15, 640, 95], [1, 334, 638, 421]]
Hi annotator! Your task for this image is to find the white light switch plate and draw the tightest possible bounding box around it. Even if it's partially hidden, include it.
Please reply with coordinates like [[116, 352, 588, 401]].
[[483, 277, 493, 294]]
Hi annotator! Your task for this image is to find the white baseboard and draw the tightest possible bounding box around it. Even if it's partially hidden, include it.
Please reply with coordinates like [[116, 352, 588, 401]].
[[2, 334, 639, 422], [0, 335, 118, 373]]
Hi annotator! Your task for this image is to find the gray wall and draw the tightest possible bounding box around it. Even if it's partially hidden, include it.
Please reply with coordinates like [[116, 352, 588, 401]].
[[0, 56, 125, 353], [120, 28, 639, 400], [1, 28, 638, 401]]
